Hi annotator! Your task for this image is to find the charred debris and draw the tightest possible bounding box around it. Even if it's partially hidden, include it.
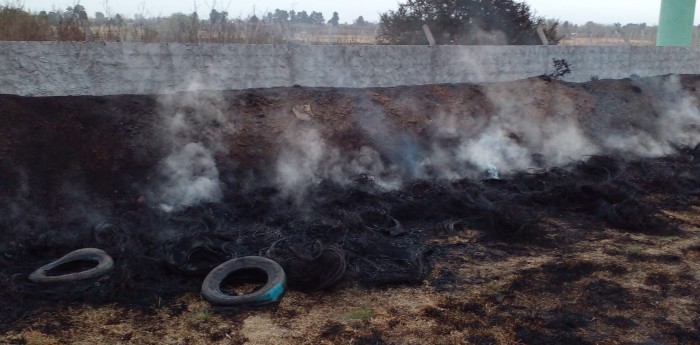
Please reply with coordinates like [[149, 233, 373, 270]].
[[2, 144, 699, 318]]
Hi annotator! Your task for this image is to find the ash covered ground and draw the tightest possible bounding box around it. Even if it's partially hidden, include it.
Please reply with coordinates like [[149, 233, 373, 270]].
[[1, 75, 700, 344]]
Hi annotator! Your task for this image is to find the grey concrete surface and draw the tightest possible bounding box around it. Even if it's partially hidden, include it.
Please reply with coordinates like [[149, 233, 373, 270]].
[[2, 41, 700, 96]]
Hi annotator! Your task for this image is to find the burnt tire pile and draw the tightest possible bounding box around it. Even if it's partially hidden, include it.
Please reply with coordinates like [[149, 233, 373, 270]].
[[4, 146, 700, 309], [26, 249, 287, 307]]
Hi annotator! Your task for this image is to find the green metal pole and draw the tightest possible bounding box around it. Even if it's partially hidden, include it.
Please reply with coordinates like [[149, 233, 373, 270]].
[[657, 0, 697, 46]]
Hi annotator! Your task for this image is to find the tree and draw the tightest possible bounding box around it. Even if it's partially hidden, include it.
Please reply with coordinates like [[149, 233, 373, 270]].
[[613, 22, 622, 34], [209, 9, 228, 24], [273, 9, 289, 22], [309, 11, 325, 25], [377, 0, 562, 45], [66, 5, 85, 15], [296, 11, 310, 24], [328, 12, 339, 26], [162, 12, 199, 42], [95, 12, 105, 21], [354, 16, 367, 26], [63, 4, 86, 22]]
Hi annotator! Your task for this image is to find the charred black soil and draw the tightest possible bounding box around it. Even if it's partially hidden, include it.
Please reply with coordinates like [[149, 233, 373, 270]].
[[1, 75, 699, 344]]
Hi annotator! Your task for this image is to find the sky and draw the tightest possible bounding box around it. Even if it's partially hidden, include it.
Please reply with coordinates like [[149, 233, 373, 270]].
[[16, 0, 700, 25]]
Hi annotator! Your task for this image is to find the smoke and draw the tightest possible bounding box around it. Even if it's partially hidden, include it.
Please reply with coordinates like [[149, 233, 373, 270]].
[[0, 167, 106, 242], [464, 25, 508, 45], [148, 76, 234, 211], [274, 126, 326, 202], [457, 126, 532, 174], [273, 122, 400, 204], [656, 75, 700, 147], [0, 169, 45, 237], [269, 76, 616, 203], [409, 81, 599, 180], [147, 72, 700, 208], [594, 75, 700, 157], [153, 142, 222, 212]]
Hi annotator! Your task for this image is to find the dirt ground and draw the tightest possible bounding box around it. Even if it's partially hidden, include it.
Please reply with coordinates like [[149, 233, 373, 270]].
[[1, 75, 699, 344]]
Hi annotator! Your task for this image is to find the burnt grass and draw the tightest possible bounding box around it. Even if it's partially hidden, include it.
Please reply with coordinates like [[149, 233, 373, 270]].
[[1, 76, 700, 344]]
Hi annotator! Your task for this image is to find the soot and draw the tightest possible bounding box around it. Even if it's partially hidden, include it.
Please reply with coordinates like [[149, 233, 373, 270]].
[[1, 145, 699, 324]]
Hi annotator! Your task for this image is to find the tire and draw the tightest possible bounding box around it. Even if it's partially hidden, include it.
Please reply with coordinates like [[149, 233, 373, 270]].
[[28, 248, 114, 284], [201, 256, 286, 306]]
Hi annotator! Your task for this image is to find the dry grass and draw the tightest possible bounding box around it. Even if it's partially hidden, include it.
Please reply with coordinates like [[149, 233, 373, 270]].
[[561, 37, 656, 46], [3, 208, 698, 344], [0, 6, 86, 41], [2, 77, 699, 344], [6, 5, 698, 46], [0, 5, 375, 44]]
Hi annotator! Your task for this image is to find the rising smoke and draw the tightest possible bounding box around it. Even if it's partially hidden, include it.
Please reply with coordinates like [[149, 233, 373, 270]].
[[267, 75, 700, 202], [148, 77, 234, 211], [273, 122, 401, 204], [142, 72, 700, 208]]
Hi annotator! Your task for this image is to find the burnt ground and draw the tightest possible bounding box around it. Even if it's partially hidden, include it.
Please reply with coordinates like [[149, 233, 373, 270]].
[[1, 75, 700, 344]]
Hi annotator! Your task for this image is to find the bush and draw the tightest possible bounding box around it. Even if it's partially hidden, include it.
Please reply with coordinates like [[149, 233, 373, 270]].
[[377, 0, 562, 45], [0, 5, 88, 41], [548, 58, 572, 80], [0, 6, 54, 41]]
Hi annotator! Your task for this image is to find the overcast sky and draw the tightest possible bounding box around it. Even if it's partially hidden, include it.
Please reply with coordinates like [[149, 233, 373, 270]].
[[18, 0, 700, 25]]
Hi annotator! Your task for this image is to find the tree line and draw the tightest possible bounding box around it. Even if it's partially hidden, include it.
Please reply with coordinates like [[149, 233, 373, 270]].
[[259, 9, 366, 27], [377, 0, 562, 45], [5, 0, 680, 45]]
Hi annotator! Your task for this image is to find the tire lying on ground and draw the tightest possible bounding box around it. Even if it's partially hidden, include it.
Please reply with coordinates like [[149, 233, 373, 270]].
[[28, 248, 114, 284], [201, 256, 286, 306]]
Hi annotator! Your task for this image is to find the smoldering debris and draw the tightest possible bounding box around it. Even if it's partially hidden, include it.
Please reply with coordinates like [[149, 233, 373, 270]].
[[4, 147, 699, 311], [1, 75, 700, 323], [151, 142, 223, 212], [149, 84, 234, 212]]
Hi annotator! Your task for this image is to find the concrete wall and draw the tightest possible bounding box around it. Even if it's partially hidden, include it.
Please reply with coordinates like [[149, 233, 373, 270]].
[[2, 41, 700, 96]]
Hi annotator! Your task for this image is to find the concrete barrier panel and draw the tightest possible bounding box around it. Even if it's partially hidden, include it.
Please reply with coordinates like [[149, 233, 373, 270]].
[[2, 41, 700, 96]]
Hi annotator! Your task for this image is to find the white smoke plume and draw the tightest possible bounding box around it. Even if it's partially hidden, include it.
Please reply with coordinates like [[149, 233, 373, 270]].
[[274, 126, 326, 202], [147, 71, 700, 208], [153, 142, 223, 212], [593, 75, 700, 157], [273, 121, 401, 204], [148, 75, 234, 211], [656, 75, 700, 147]]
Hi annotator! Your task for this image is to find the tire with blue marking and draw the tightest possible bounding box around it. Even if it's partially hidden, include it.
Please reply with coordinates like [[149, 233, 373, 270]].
[[201, 256, 286, 306]]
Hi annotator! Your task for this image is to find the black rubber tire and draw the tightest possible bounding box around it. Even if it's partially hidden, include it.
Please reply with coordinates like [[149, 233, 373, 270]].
[[28, 248, 114, 284], [201, 256, 286, 306]]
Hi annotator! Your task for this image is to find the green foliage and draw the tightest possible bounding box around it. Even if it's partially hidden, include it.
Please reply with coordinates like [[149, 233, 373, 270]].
[[0, 4, 88, 41], [659, 236, 680, 242], [272, 9, 289, 22], [0, 5, 355, 44], [309, 11, 325, 25], [328, 12, 340, 26], [209, 9, 228, 24], [0, 6, 54, 41], [627, 245, 643, 254], [266, 9, 325, 25], [197, 308, 213, 322], [354, 16, 367, 26], [377, 0, 562, 45], [161, 13, 200, 43], [343, 308, 374, 320]]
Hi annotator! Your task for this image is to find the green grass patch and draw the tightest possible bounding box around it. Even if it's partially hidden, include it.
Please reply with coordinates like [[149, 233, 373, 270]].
[[626, 245, 643, 254], [197, 308, 214, 322], [343, 308, 374, 320]]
